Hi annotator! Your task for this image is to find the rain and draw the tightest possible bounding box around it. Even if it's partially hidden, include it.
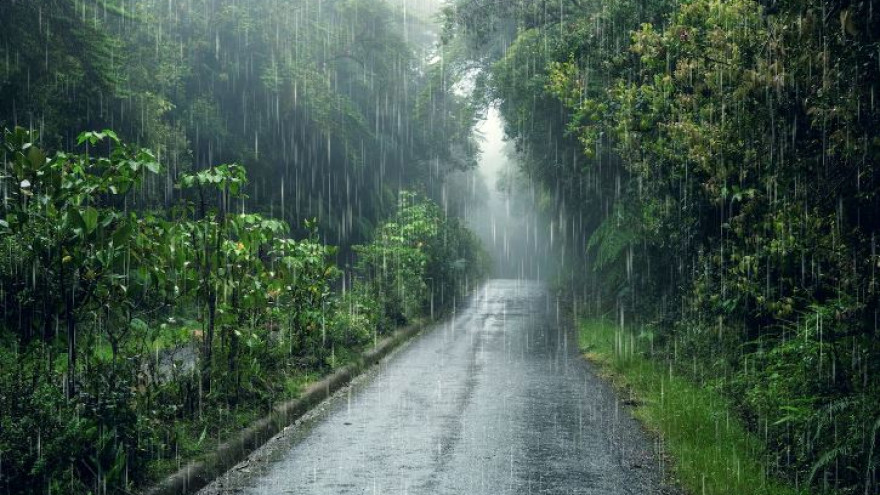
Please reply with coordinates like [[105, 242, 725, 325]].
[[0, 0, 877, 494]]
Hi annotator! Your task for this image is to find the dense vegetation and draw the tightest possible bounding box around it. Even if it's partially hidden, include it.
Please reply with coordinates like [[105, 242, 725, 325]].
[[0, 126, 485, 493], [0, 0, 477, 244], [0, 0, 488, 493], [4, 0, 878, 492], [444, 0, 880, 492], [580, 318, 800, 495]]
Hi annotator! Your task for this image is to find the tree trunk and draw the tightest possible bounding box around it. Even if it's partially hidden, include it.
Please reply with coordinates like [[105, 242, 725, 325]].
[[203, 288, 215, 385], [65, 287, 76, 399], [229, 288, 242, 395], [60, 251, 76, 399], [198, 189, 214, 390]]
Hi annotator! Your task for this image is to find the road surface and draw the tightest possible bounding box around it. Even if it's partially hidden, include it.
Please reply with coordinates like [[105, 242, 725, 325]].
[[201, 279, 671, 494]]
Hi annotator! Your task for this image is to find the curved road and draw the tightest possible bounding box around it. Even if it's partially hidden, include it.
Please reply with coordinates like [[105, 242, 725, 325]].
[[201, 280, 671, 494]]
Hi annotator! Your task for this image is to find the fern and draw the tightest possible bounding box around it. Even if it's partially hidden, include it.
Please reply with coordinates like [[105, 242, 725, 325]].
[[807, 397, 860, 486], [809, 446, 850, 486], [587, 204, 639, 272], [866, 416, 880, 493]]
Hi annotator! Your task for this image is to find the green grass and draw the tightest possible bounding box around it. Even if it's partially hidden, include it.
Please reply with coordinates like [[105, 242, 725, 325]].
[[579, 318, 805, 495]]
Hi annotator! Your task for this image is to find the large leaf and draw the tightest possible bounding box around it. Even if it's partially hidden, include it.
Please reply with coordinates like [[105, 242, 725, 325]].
[[112, 221, 133, 246], [82, 206, 99, 234], [27, 146, 45, 170], [67, 208, 86, 233]]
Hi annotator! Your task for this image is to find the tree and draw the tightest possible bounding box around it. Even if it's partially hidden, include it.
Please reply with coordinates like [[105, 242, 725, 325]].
[[2, 127, 161, 396]]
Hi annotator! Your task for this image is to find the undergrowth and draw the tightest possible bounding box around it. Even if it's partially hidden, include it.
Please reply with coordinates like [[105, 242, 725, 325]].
[[579, 318, 805, 495]]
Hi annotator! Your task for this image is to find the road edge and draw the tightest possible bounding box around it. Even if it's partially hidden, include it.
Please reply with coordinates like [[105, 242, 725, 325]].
[[577, 317, 802, 495], [142, 321, 426, 495]]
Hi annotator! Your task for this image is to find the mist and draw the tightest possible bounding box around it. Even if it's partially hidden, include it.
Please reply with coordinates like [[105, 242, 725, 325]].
[[463, 107, 560, 279]]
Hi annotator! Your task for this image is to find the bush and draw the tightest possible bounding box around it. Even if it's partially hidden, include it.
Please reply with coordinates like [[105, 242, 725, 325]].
[[730, 304, 880, 491], [354, 191, 487, 327], [0, 345, 155, 493], [0, 131, 487, 494]]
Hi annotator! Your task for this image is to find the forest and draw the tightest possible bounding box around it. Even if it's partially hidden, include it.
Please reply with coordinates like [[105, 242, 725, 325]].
[[2, 0, 879, 494], [0, 0, 486, 492], [442, 0, 880, 493]]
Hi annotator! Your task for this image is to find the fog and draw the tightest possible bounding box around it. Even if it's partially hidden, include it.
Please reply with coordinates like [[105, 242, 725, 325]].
[[464, 107, 561, 279]]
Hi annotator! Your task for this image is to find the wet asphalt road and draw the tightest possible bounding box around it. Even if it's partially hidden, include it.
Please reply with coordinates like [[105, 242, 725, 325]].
[[202, 280, 669, 495]]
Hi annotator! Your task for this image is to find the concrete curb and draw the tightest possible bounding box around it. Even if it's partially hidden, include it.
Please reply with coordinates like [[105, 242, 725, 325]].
[[143, 322, 426, 495]]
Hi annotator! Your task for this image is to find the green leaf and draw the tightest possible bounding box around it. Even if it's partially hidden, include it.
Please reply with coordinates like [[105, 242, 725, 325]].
[[101, 211, 116, 228], [112, 221, 133, 246], [196, 427, 208, 447], [102, 129, 120, 143], [77, 131, 105, 146], [115, 181, 132, 195], [130, 318, 149, 333], [145, 161, 160, 174], [67, 208, 86, 232], [27, 146, 45, 170], [83, 207, 99, 234]]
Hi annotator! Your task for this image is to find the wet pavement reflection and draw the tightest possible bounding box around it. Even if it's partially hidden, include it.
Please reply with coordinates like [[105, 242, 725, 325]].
[[204, 280, 666, 495]]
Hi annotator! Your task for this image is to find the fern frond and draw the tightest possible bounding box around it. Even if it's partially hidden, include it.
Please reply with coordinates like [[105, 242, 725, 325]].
[[587, 204, 638, 272]]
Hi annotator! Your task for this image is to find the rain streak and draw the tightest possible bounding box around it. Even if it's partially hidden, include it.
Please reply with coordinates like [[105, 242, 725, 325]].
[[0, 1, 877, 495]]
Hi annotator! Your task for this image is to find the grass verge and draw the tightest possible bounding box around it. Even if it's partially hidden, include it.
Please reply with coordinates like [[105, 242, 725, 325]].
[[578, 318, 804, 495]]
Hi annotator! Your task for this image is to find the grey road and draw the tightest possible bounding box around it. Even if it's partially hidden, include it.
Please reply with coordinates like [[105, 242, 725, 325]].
[[202, 279, 670, 495]]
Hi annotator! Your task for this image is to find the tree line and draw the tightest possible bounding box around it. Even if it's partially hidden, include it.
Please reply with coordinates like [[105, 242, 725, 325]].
[[0, 0, 488, 492], [444, 0, 880, 492], [0, 0, 478, 245], [0, 126, 487, 493]]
